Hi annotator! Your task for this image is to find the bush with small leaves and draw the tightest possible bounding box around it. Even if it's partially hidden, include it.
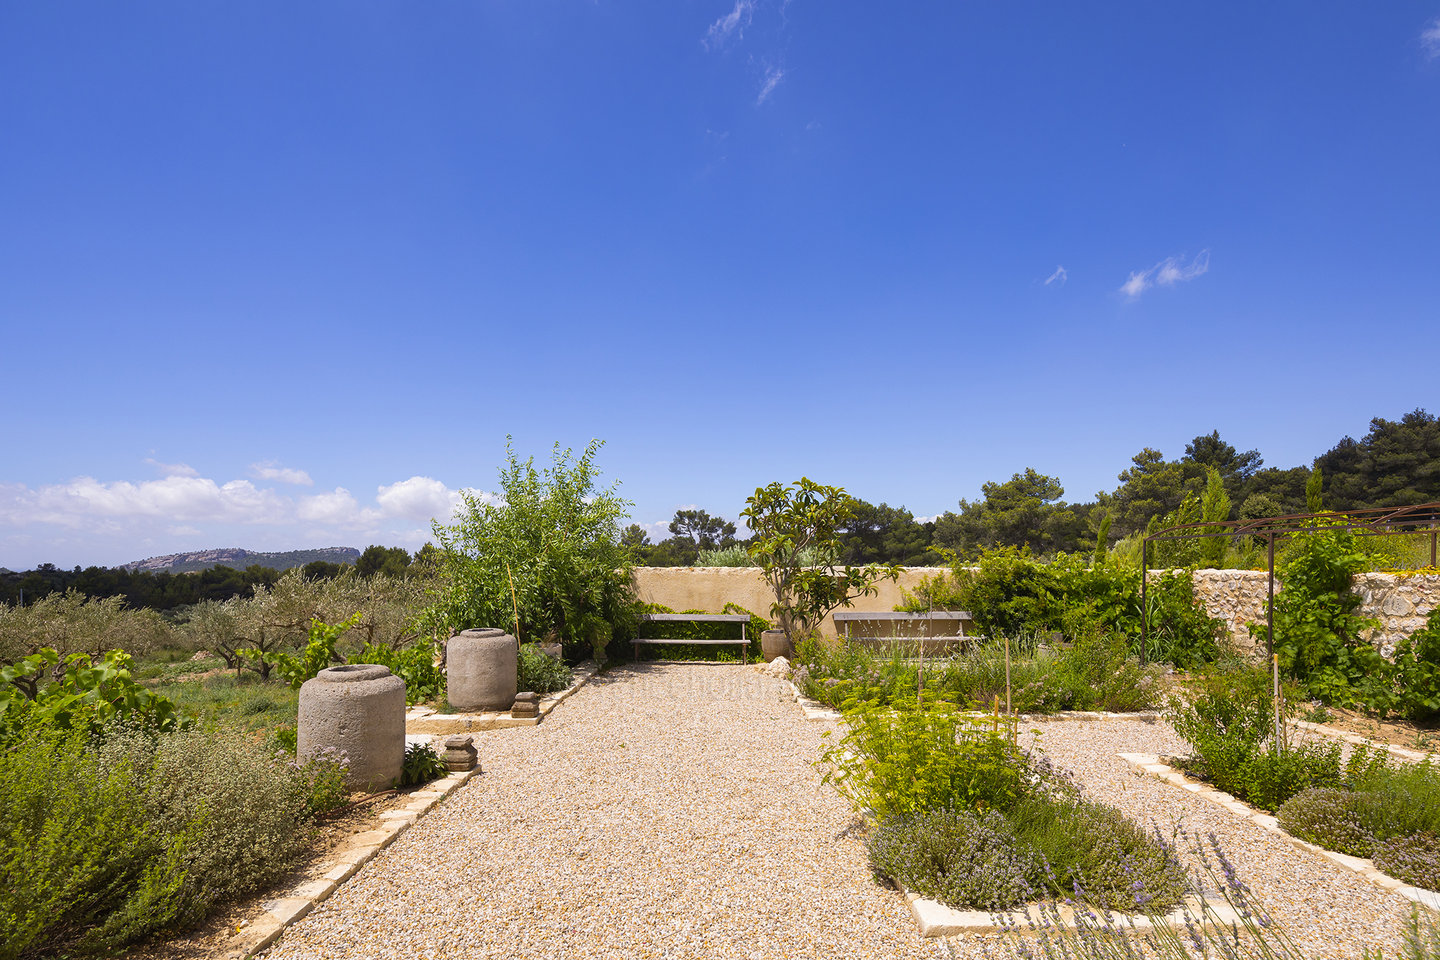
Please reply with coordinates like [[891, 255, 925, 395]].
[[1275, 787, 1376, 858], [1009, 797, 1188, 911], [867, 807, 1038, 910], [1374, 833, 1440, 891], [518, 642, 571, 694]]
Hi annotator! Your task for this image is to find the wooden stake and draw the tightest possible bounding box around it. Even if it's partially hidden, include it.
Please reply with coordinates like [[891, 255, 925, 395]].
[[506, 562, 522, 642], [1005, 635, 1012, 716]]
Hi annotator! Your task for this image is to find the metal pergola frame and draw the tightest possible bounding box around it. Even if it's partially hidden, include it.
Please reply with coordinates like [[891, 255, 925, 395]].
[[1141, 502, 1440, 657]]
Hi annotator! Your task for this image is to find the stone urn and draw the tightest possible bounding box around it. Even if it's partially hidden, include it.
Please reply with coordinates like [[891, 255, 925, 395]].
[[447, 628, 519, 711], [760, 629, 794, 663], [298, 664, 407, 792]]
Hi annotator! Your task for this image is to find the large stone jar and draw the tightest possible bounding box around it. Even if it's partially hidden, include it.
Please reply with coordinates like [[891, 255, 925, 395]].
[[761, 629, 794, 663], [298, 664, 406, 792], [448, 628, 519, 711]]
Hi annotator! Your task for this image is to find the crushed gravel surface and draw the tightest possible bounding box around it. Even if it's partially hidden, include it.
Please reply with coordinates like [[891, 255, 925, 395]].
[[262, 668, 1417, 960]]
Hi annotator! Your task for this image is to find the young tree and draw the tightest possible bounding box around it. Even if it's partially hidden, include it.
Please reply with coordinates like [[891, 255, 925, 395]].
[[426, 440, 640, 661], [740, 478, 899, 639]]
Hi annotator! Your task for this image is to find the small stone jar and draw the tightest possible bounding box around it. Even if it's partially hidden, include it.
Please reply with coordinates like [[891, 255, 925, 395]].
[[447, 628, 518, 711], [298, 664, 407, 792]]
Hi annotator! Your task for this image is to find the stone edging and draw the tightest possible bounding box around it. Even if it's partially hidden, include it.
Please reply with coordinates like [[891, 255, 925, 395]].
[[902, 886, 1239, 938], [1118, 752, 1440, 912], [1286, 719, 1436, 763], [779, 679, 1162, 726], [225, 767, 481, 958], [405, 661, 601, 734]]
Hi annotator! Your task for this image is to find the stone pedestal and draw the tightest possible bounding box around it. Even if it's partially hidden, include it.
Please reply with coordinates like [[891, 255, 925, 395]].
[[443, 735, 479, 772], [448, 628, 519, 711], [511, 691, 540, 719], [298, 664, 406, 792]]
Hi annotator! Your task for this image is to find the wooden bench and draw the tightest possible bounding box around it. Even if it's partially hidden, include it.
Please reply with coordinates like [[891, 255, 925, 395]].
[[633, 613, 750, 664], [831, 610, 976, 654]]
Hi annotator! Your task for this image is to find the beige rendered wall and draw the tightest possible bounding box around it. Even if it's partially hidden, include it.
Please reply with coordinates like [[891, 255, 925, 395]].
[[631, 566, 951, 636]]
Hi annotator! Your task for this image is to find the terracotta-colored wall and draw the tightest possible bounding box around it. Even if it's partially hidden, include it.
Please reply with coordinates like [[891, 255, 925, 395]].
[[631, 566, 956, 635]]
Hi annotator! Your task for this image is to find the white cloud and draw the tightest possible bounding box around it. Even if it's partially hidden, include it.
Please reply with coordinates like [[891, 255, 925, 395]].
[[705, 0, 754, 50], [250, 461, 314, 486], [144, 458, 199, 477], [296, 488, 364, 527], [1424, 18, 1440, 59], [1044, 265, 1068, 286], [640, 520, 673, 542], [375, 476, 472, 523], [757, 65, 785, 104], [1119, 250, 1210, 299]]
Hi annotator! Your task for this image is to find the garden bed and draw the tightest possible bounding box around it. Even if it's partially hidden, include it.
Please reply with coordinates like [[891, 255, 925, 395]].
[[403, 659, 599, 734], [1120, 752, 1440, 912]]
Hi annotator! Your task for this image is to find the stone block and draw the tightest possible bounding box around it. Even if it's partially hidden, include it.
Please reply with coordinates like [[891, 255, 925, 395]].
[[447, 628, 518, 711], [298, 664, 406, 792]]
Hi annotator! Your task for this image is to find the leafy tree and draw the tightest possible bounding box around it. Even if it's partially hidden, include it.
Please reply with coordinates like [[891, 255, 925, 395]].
[[426, 440, 640, 660], [667, 509, 738, 551], [1314, 409, 1440, 510], [838, 500, 933, 566], [1099, 449, 1198, 539], [740, 478, 899, 638], [934, 468, 1085, 557], [355, 545, 411, 578], [1183, 430, 1262, 489]]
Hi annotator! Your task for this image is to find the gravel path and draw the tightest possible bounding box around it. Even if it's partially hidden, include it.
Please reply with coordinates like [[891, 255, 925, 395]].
[[264, 664, 942, 960], [264, 668, 1417, 960]]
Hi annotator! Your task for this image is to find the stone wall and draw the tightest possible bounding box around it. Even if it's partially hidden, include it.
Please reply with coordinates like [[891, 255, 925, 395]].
[[1187, 569, 1440, 654]]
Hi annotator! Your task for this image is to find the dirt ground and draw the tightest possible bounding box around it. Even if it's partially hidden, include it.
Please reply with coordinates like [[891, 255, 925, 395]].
[[1302, 703, 1440, 753]]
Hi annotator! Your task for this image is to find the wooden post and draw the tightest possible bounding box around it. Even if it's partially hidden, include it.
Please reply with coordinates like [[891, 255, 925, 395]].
[[1004, 634, 1012, 716], [1273, 653, 1283, 752]]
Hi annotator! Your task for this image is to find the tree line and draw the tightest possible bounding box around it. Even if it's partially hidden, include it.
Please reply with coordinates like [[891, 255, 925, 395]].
[[627, 408, 1440, 565]]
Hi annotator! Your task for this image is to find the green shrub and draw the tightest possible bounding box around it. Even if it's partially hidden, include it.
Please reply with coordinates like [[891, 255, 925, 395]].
[[400, 742, 447, 787], [1374, 833, 1440, 891], [518, 642, 572, 693], [1008, 796, 1187, 910], [1237, 741, 1345, 812], [1169, 664, 1277, 799], [424, 439, 641, 663], [144, 726, 310, 911], [355, 639, 444, 704], [294, 748, 351, 815], [820, 702, 1037, 819], [867, 807, 1038, 910], [1053, 632, 1162, 713], [0, 648, 181, 740], [1392, 607, 1440, 722], [1276, 788, 1375, 857], [0, 723, 163, 958]]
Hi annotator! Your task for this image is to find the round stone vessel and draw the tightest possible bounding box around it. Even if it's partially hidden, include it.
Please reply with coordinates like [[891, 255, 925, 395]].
[[448, 628, 518, 711], [298, 663, 406, 791]]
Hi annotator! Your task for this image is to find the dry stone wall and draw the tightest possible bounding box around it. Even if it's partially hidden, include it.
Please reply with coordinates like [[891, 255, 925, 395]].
[[1187, 570, 1440, 654]]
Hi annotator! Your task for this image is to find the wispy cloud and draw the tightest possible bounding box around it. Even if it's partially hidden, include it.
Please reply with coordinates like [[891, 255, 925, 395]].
[[144, 458, 199, 478], [1119, 250, 1210, 300], [1423, 17, 1440, 59], [704, 0, 754, 50], [757, 65, 785, 104], [249, 460, 314, 486], [1044, 265, 1068, 286]]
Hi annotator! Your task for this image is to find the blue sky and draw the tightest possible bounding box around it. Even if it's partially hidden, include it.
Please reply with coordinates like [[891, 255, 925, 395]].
[[2, 3, 1438, 569]]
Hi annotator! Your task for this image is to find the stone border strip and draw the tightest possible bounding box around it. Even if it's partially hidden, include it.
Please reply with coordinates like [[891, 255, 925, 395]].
[[904, 886, 1239, 938], [1287, 718, 1436, 763], [225, 767, 480, 959], [405, 660, 600, 734], [781, 679, 843, 721], [1118, 752, 1440, 913]]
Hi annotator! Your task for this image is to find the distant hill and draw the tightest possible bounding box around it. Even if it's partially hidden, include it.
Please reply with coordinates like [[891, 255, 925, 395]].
[[122, 546, 360, 574]]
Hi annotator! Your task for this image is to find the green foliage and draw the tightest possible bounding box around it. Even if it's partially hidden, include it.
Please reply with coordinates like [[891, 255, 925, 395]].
[[866, 798, 1185, 913], [867, 807, 1039, 910], [1392, 607, 1440, 722], [820, 701, 1035, 819], [740, 477, 900, 639], [932, 467, 1085, 558], [0, 718, 314, 957], [354, 639, 444, 704], [637, 603, 770, 661], [1007, 796, 1188, 910], [1168, 663, 1280, 800], [1259, 526, 1383, 706], [1276, 787, 1377, 857], [518, 642, 571, 694], [247, 613, 361, 690], [427, 439, 641, 662], [294, 748, 350, 815], [400, 742, 448, 787], [0, 648, 181, 739]]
